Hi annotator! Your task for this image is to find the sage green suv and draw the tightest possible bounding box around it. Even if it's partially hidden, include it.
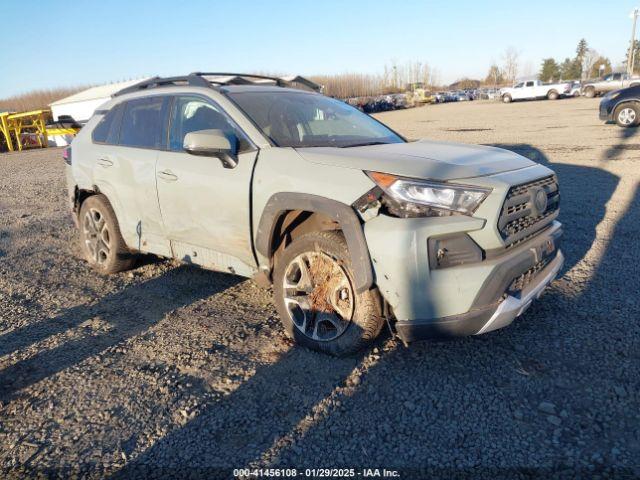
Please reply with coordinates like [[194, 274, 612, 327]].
[[65, 73, 564, 356]]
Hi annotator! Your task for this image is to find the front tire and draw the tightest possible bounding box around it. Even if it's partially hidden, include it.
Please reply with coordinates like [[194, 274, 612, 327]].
[[273, 231, 384, 357], [614, 103, 640, 128], [502, 94, 512, 103], [584, 87, 596, 98], [78, 194, 137, 274]]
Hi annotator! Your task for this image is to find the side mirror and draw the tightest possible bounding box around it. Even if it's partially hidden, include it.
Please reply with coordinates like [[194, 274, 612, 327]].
[[183, 129, 238, 169]]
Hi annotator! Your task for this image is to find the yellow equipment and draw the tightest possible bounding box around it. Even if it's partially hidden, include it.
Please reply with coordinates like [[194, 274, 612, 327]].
[[0, 109, 51, 152], [412, 88, 436, 105]]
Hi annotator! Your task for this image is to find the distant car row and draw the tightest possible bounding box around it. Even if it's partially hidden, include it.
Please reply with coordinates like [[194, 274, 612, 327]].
[[431, 88, 500, 103], [344, 74, 640, 113]]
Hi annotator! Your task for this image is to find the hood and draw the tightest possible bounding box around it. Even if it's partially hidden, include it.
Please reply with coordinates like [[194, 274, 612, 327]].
[[295, 139, 535, 181]]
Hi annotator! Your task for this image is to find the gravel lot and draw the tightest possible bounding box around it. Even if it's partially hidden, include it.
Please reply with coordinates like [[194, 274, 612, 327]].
[[1, 97, 638, 478]]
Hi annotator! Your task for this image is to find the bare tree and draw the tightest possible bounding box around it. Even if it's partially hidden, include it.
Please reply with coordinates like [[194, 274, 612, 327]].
[[502, 47, 520, 84], [581, 48, 599, 80], [522, 60, 534, 78]]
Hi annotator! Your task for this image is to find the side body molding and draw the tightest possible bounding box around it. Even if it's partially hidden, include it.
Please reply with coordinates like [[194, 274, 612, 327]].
[[255, 193, 374, 293]]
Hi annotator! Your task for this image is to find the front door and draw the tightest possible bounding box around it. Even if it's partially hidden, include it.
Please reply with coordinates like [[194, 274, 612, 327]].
[[155, 95, 259, 276], [511, 82, 525, 100]]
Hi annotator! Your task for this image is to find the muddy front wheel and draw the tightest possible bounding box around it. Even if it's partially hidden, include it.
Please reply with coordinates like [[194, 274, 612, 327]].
[[273, 231, 384, 357]]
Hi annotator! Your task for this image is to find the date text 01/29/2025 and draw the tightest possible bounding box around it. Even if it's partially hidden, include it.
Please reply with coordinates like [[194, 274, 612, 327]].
[[233, 468, 401, 478]]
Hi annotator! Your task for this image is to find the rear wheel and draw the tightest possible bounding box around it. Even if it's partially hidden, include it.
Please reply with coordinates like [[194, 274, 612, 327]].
[[502, 94, 512, 103], [273, 231, 384, 357], [78, 194, 137, 274], [584, 87, 596, 98], [547, 90, 559, 100], [614, 103, 640, 127]]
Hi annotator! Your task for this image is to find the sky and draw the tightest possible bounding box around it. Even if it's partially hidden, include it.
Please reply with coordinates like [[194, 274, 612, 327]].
[[0, 0, 638, 98]]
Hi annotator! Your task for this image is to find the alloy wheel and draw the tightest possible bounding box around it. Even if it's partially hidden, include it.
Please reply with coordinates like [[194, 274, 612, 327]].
[[618, 107, 636, 126], [282, 251, 354, 342], [83, 208, 111, 266]]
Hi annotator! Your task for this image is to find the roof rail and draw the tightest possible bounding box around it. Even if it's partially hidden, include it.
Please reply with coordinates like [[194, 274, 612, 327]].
[[112, 74, 210, 97], [191, 72, 322, 92], [190, 72, 288, 87], [112, 73, 322, 97]]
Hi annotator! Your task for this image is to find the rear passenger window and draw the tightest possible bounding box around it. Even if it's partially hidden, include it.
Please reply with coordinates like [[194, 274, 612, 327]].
[[92, 104, 123, 144], [119, 96, 168, 149]]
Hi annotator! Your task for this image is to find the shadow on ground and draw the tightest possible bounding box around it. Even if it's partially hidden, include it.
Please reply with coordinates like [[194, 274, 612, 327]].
[[0, 265, 241, 403], [602, 125, 639, 160]]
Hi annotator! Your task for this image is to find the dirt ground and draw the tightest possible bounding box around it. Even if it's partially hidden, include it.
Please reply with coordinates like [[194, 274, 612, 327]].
[[1, 97, 638, 478]]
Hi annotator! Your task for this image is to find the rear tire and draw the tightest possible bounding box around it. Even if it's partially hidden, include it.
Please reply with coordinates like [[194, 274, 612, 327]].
[[614, 103, 640, 128], [547, 90, 559, 100], [584, 87, 596, 98], [273, 231, 384, 357], [502, 94, 512, 103], [78, 194, 137, 274]]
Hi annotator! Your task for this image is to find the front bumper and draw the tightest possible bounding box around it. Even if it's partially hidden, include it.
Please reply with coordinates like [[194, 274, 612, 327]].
[[599, 99, 614, 122], [364, 211, 564, 342], [394, 249, 563, 342]]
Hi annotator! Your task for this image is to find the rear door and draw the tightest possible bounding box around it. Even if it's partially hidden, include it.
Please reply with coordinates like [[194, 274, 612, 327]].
[[155, 94, 259, 276], [91, 96, 171, 256]]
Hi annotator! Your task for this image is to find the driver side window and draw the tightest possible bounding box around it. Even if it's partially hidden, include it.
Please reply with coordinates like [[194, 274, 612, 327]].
[[168, 96, 251, 153]]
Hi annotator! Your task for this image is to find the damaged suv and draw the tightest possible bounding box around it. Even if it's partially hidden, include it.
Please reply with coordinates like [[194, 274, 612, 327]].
[[66, 73, 563, 356]]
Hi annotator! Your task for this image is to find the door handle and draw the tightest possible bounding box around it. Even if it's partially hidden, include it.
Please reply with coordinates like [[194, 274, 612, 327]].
[[97, 157, 114, 167], [157, 170, 178, 182]]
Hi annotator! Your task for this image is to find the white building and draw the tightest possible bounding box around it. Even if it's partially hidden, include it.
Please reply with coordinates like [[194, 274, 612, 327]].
[[49, 78, 150, 123]]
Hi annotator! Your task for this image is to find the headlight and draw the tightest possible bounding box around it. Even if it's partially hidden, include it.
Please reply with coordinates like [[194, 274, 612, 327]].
[[367, 171, 491, 217]]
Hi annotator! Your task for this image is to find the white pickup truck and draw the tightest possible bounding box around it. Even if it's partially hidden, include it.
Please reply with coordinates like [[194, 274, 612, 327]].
[[500, 79, 571, 103]]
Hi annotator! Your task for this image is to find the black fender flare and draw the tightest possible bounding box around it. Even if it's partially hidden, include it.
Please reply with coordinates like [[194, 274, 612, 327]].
[[255, 193, 374, 293]]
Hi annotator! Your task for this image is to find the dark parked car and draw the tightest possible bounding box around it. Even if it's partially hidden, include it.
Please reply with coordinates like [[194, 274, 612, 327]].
[[599, 85, 640, 127]]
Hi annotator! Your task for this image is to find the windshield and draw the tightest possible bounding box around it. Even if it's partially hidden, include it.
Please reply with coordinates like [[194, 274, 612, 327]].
[[226, 91, 404, 148]]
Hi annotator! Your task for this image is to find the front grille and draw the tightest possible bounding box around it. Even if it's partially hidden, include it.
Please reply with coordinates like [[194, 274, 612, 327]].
[[508, 256, 552, 294], [498, 175, 560, 248]]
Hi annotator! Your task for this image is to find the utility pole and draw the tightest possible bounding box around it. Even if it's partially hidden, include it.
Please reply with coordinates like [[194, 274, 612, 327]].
[[628, 8, 640, 76]]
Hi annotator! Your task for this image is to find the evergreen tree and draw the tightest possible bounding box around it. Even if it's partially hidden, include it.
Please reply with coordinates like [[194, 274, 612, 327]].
[[560, 57, 582, 80], [576, 39, 588, 62], [539, 58, 561, 82]]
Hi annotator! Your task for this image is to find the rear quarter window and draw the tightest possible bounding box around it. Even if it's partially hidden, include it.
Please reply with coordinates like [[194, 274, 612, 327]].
[[91, 104, 124, 144]]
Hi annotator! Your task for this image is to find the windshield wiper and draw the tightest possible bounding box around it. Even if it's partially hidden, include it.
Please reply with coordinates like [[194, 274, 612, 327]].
[[338, 141, 390, 148]]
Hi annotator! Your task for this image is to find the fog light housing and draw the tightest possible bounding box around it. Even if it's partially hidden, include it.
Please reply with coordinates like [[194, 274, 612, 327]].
[[428, 234, 483, 269]]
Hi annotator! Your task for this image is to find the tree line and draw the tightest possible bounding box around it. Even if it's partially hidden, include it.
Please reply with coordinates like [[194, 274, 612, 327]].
[[481, 39, 640, 87], [538, 39, 613, 82]]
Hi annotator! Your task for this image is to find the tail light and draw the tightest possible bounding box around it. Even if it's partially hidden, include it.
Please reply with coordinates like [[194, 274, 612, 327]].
[[63, 146, 72, 165]]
